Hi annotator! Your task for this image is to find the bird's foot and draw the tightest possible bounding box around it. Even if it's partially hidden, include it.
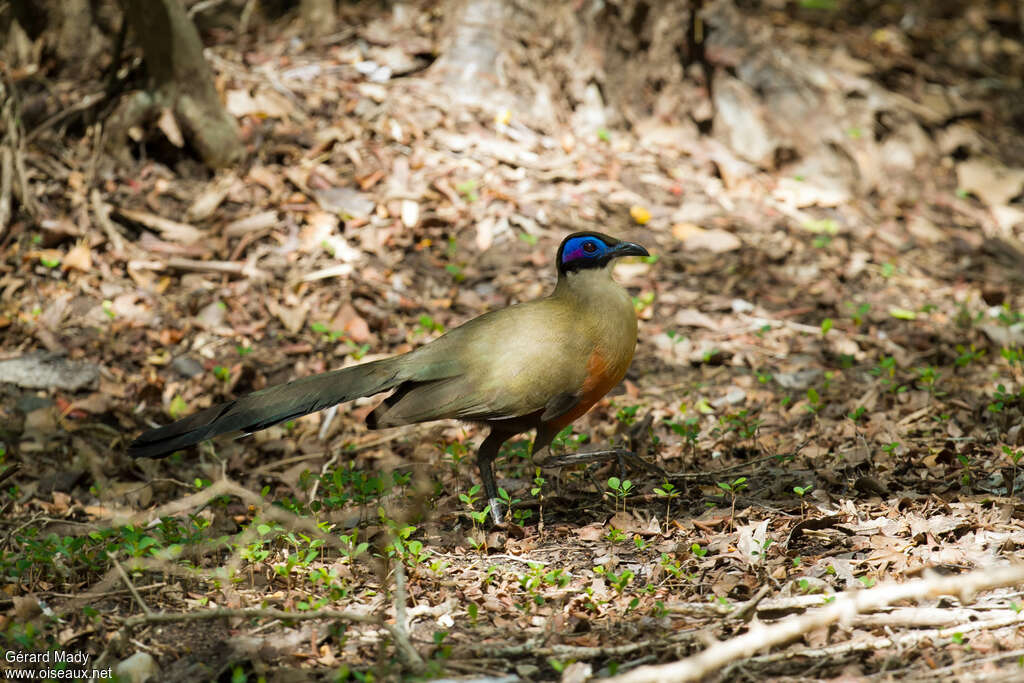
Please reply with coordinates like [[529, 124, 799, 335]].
[[540, 448, 664, 477], [488, 497, 506, 527]]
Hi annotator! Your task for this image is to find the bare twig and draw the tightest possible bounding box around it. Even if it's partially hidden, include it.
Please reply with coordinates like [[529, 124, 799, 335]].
[[318, 404, 338, 440], [0, 464, 20, 488], [25, 92, 106, 143], [90, 189, 127, 256], [1, 91, 37, 221], [886, 646, 1024, 680], [744, 613, 1024, 666], [164, 256, 268, 280], [123, 605, 380, 628], [0, 145, 12, 237], [610, 565, 1024, 683], [187, 0, 231, 19], [83, 478, 364, 559], [113, 558, 152, 616], [390, 561, 426, 671], [667, 451, 788, 481], [250, 429, 414, 476], [732, 584, 772, 622], [238, 0, 258, 35], [476, 628, 699, 660], [668, 594, 1021, 625], [307, 450, 339, 505], [43, 582, 167, 600], [114, 206, 204, 243]]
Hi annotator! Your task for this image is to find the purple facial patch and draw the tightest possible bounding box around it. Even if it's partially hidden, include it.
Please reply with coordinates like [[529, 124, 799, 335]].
[[561, 243, 587, 263]]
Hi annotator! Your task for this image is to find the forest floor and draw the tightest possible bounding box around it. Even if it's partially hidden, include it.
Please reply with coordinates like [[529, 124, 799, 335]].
[[3, 1, 1024, 681]]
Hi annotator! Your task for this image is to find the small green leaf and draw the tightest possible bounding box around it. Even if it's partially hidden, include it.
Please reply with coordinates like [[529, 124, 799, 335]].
[[167, 395, 189, 419], [889, 308, 917, 320]]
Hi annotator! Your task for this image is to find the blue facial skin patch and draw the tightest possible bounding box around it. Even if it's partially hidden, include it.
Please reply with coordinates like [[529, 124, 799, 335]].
[[561, 237, 606, 266]]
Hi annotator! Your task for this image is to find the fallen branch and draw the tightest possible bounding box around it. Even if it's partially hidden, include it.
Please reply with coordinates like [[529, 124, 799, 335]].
[[667, 594, 1016, 625], [609, 564, 1024, 683], [898, 646, 1024, 679], [122, 605, 380, 628], [44, 582, 167, 600], [743, 612, 1024, 667], [474, 628, 699, 660], [164, 256, 268, 280]]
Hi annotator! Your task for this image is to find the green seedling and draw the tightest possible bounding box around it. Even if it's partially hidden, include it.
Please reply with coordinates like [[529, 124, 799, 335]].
[[604, 527, 626, 544], [632, 291, 655, 314], [414, 315, 444, 337], [1004, 446, 1023, 495], [445, 263, 465, 282], [310, 321, 344, 343], [666, 415, 700, 453], [805, 387, 821, 414], [607, 477, 634, 513], [794, 484, 813, 515], [954, 344, 985, 368], [616, 404, 640, 426], [653, 480, 680, 526], [847, 302, 871, 326], [958, 453, 973, 489], [497, 487, 520, 523], [455, 179, 479, 202], [718, 477, 748, 525]]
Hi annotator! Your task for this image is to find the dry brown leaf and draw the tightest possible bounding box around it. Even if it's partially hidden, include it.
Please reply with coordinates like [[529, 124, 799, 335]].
[[576, 523, 605, 542], [267, 298, 310, 335], [672, 223, 741, 253], [63, 241, 92, 272], [956, 158, 1024, 207]]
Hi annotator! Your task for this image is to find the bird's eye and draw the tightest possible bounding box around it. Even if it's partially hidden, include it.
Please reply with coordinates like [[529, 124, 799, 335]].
[[582, 241, 597, 254]]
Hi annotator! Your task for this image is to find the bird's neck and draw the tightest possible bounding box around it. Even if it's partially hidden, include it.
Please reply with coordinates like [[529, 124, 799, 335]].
[[553, 266, 629, 309]]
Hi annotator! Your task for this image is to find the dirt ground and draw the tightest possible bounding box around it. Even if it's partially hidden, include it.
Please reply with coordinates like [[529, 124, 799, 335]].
[[3, 1, 1024, 681]]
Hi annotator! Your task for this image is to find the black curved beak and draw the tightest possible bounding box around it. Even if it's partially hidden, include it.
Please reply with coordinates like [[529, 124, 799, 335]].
[[611, 240, 650, 258]]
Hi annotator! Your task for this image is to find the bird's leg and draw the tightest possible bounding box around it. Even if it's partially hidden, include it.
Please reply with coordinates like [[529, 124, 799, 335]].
[[476, 431, 509, 526]]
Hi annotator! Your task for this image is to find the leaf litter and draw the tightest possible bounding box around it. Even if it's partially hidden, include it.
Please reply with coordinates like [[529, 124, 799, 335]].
[[2, 1, 1024, 680]]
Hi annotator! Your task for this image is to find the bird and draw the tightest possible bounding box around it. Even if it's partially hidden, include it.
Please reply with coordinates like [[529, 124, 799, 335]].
[[129, 231, 654, 523]]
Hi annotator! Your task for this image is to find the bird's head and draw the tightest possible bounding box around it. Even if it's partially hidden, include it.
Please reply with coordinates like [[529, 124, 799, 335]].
[[556, 232, 649, 277]]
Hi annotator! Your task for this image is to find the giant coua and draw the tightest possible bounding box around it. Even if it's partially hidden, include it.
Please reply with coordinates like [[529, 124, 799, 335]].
[[129, 231, 651, 522]]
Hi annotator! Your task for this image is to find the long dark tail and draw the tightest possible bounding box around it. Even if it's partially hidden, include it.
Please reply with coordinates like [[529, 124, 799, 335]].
[[127, 357, 404, 458]]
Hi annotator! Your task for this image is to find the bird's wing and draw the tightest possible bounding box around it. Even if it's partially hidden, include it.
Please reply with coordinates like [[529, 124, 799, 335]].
[[540, 391, 582, 422], [374, 300, 592, 425]]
